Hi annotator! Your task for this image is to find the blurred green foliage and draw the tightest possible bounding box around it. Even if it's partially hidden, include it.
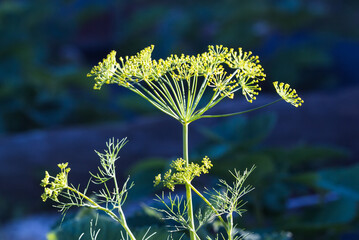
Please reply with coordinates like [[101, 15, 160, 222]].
[[1, 0, 359, 133], [0, 1, 119, 133], [197, 115, 355, 239]]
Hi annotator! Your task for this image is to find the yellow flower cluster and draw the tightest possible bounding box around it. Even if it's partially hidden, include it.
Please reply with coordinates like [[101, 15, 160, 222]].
[[87, 51, 119, 90], [273, 81, 304, 107], [88, 45, 302, 123], [207, 70, 238, 99], [226, 48, 265, 102], [88, 45, 265, 99], [154, 157, 213, 191], [40, 162, 70, 202]]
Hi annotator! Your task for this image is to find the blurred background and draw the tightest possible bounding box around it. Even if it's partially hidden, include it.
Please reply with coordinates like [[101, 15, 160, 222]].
[[0, 0, 359, 239]]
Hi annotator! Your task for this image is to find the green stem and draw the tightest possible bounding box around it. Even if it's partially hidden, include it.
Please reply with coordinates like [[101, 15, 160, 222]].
[[163, 74, 185, 116], [191, 68, 239, 119], [66, 186, 136, 240], [198, 98, 283, 120], [130, 87, 179, 120], [191, 89, 222, 120], [117, 207, 136, 240], [67, 187, 119, 220], [190, 75, 209, 115], [113, 170, 136, 240], [187, 183, 226, 228], [171, 71, 185, 115], [227, 213, 233, 240], [146, 79, 184, 118], [188, 181, 240, 239], [188, 74, 198, 116], [183, 123, 197, 240]]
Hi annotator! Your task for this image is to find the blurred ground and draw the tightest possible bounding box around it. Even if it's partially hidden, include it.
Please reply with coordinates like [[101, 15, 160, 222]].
[[0, 214, 58, 240]]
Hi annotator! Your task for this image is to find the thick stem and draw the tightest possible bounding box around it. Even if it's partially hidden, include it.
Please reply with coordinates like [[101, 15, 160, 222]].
[[183, 123, 197, 240], [227, 213, 233, 240]]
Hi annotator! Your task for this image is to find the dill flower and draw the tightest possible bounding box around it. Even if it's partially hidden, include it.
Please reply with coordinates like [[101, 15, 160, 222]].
[[88, 45, 303, 124], [273, 81, 304, 107], [201, 156, 213, 172], [207, 71, 237, 99], [87, 51, 118, 90], [154, 157, 213, 191], [88, 45, 269, 124], [40, 162, 70, 202], [238, 77, 261, 103]]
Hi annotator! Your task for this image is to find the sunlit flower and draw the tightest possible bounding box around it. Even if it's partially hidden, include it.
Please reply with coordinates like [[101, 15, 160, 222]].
[[273, 81, 304, 107], [202, 156, 213, 170], [87, 51, 118, 90], [87, 45, 301, 123], [207, 71, 237, 99], [40, 162, 70, 202], [238, 77, 261, 103], [154, 157, 213, 191]]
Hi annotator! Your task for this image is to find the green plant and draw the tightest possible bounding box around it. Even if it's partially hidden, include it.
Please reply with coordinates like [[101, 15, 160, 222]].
[[41, 139, 137, 239], [42, 45, 302, 240]]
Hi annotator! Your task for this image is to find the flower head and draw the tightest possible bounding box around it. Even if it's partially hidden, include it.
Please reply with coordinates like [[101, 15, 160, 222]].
[[154, 156, 213, 191], [87, 45, 296, 123], [238, 77, 261, 103], [40, 162, 70, 202], [87, 51, 118, 90], [207, 70, 237, 99], [273, 81, 304, 107], [201, 156, 213, 173]]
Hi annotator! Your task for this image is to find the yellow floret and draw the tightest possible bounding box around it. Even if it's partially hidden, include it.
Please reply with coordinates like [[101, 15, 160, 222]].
[[273, 81, 304, 107]]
